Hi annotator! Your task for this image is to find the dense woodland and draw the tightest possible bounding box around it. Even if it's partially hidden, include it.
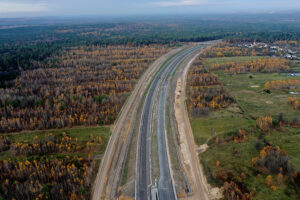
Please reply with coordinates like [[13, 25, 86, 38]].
[[0, 132, 105, 199], [1, 14, 300, 85], [0, 45, 168, 133], [0, 157, 95, 199]]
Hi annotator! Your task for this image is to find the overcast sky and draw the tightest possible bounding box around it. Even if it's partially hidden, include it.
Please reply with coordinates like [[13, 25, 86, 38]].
[[1, 0, 300, 18]]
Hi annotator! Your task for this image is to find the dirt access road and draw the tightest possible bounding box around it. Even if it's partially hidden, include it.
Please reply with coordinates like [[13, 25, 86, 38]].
[[173, 41, 219, 200]]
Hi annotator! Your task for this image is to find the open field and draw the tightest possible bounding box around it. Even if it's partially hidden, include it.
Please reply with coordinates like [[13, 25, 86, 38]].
[[188, 48, 300, 199], [190, 109, 254, 144], [218, 72, 300, 120], [265, 128, 300, 167], [3, 126, 110, 144], [190, 56, 300, 144]]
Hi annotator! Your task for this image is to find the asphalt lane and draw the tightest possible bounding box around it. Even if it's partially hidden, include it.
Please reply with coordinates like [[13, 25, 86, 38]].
[[136, 45, 204, 200], [136, 49, 185, 200]]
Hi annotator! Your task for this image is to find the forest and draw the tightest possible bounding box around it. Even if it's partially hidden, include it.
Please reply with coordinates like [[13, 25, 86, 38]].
[[0, 127, 109, 200], [1, 14, 300, 86], [0, 45, 168, 133], [0, 40, 168, 198]]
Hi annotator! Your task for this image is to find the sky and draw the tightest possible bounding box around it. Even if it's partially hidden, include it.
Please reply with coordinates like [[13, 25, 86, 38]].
[[0, 0, 300, 18]]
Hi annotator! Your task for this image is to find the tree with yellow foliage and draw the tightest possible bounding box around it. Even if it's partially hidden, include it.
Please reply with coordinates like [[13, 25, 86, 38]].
[[265, 175, 273, 187], [256, 116, 273, 132], [288, 97, 300, 110]]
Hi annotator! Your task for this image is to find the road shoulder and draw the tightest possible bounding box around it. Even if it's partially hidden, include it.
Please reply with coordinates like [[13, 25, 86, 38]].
[[173, 45, 220, 200]]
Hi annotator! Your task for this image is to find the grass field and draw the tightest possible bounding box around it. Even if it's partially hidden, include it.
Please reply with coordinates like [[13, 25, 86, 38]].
[[190, 56, 300, 145], [265, 128, 300, 167], [218, 72, 300, 120], [188, 56, 300, 199], [291, 61, 300, 72], [191, 109, 254, 144]]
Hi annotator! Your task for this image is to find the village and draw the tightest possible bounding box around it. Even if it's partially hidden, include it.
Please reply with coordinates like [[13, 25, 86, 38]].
[[240, 41, 300, 60]]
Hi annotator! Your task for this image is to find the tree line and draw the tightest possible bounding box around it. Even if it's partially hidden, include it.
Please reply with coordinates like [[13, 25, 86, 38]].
[[188, 56, 234, 117], [210, 58, 290, 74]]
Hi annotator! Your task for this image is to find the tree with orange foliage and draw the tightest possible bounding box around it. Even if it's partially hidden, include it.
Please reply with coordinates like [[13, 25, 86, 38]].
[[265, 79, 300, 91]]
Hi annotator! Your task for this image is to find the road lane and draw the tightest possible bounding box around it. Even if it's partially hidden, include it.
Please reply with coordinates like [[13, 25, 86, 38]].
[[135, 49, 189, 200], [136, 45, 205, 200]]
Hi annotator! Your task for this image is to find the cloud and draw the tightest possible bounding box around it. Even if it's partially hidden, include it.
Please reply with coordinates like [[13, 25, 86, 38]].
[[0, 1, 48, 13], [146, 0, 208, 7]]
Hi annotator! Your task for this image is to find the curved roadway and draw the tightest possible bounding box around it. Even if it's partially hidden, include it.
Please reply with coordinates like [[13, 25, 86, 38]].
[[136, 45, 206, 200], [92, 47, 183, 200]]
